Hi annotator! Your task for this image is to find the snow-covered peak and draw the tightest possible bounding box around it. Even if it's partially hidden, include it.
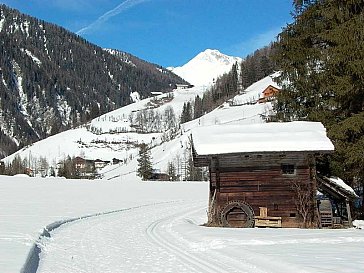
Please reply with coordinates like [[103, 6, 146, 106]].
[[193, 49, 239, 65], [169, 49, 242, 86]]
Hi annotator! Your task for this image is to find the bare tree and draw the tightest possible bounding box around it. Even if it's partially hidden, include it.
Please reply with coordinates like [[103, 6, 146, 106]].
[[291, 181, 314, 228]]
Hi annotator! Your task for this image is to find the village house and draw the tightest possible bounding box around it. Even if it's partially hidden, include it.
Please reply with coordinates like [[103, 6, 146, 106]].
[[74, 156, 95, 177], [112, 158, 123, 165], [24, 167, 34, 177], [94, 159, 110, 169], [258, 85, 280, 103], [150, 169, 170, 181], [175, 84, 194, 90], [150, 91, 164, 96], [190, 121, 353, 228]]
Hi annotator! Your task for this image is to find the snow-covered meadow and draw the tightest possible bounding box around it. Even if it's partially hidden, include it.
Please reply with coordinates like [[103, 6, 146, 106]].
[[0, 175, 207, 272], [1, 175, 364, 273], [2, 63, 364, 273]]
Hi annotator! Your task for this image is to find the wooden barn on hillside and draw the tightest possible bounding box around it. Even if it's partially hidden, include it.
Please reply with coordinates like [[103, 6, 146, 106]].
[[258, 85, 280, 103], [191, 121, 335, 228]]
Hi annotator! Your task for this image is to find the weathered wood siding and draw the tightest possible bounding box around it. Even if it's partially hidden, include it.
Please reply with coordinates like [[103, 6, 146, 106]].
[[207, 152, 318, 228]]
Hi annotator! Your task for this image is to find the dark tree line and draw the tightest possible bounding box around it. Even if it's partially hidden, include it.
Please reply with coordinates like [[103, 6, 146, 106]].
[[0, 4, 186, 158], [240, 45, 277, 89], [273, 0, 364, 216]]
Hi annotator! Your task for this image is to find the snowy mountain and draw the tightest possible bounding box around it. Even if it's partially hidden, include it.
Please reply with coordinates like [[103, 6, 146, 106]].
[[3, 73, 279, 180], [168, 49, 242, 86], [0, 4, 186, 158]]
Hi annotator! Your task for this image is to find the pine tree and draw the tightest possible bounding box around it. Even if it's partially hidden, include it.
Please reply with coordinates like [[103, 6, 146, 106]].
[[193, 95, 203, 119], [8, 155, 25, 175], [137, 143, 153, 180], [181, 102, 193, 124], [273, 0, 364, 215]]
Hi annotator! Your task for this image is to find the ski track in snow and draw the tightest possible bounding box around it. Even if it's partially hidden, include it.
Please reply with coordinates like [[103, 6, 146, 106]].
[[38, 201, 208, 273], [144, 206, 266, 273], [145, 206, 230, 273], [144, 207, 310, 273], [36, 200, 315, 273]]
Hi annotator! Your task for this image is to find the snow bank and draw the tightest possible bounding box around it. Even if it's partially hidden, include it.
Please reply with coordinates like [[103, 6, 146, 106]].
[[353, 220, 364, 229]]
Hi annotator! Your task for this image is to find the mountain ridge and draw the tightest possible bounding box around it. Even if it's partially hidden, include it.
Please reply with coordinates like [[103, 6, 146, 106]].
[[0, 4, 186, 158]]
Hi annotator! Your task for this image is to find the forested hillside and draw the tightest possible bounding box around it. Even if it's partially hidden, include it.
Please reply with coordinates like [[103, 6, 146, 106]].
[[0, 5, 186, 158], [180, 44, 276, 123], [273, 0, 364, 215]]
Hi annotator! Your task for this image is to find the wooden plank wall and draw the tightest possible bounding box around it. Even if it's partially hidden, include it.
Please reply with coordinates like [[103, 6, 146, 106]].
[[208, 152, 318, 228]]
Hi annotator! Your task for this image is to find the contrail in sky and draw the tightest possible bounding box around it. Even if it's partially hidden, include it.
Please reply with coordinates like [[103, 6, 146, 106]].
[[76, 0, 150, 35]]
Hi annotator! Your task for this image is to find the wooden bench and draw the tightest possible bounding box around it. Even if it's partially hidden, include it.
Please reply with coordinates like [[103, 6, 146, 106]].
[[254, 207, 282, 228]]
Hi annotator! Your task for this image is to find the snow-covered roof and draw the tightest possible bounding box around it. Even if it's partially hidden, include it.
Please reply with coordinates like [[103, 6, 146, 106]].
[[317, 176, 358, 201], [328, 177, 358, 198], [191, 121, 334, 156]]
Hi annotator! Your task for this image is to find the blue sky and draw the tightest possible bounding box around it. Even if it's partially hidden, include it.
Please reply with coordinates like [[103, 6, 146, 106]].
[[0, 0, 294, 67]]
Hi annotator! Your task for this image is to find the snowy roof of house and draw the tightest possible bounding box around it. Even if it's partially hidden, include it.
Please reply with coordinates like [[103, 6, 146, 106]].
[[191, 121, 334, 156], [151, 91, 163, 95]]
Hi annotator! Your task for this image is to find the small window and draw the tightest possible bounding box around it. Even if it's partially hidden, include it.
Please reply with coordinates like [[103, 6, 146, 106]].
[[281, 164, 295, 175], [290, 213, 296, 217], [257, 154, 263, 159], [273, 203, 278, 210]]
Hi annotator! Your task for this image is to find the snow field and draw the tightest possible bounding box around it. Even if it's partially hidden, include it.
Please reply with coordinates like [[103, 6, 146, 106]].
[[38, 202, 207, 273], [0, 175, 208, 272], [36, 190, 364, 273], [2, 175, 364, 272]]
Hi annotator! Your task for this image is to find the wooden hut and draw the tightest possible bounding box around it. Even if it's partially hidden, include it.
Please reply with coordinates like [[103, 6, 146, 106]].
[[317, 176, 358, 228], [191, 121, 335, 228]]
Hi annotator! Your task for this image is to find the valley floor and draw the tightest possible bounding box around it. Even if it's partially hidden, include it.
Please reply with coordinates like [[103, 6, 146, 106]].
[[1, 175, 364, 273]]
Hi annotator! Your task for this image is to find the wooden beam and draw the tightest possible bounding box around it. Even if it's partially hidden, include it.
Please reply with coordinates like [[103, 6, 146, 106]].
[[346, 199, 353, 228], [215, 157, 221, 191]]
